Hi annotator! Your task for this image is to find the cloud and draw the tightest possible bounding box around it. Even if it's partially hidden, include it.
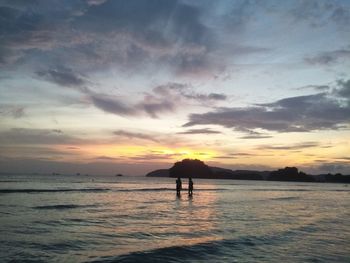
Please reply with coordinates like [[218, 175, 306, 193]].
[[36, 67, 88, 89], [0, 105, 25, 118], [296, 84, 330, 92], [207, 93, 227, 100], [0, 1, 86, 66], [90, 93, 137, 116], [289, 0, 350, 28], [95, 155, 120, 161], [305, 49, 350, 65], [315, 162, 350, 174], [184, 82, 350, 133], [36, 72, 228, 118], [0, 128, 80, 145], [136, 83, 227, 117], [151, 82, 227, 103], [126, 152, 180, 161], [334, 79, 350, 100], [177, 128, 221, 135], [113, 130, 159, 143], [52, 129, 62, 134], [66, 146, 80, 150], [213, 152, 255, 159], [89, 82, 227, 118], [0, 0, 254, 77], [0, 145, 81, 162], [256, 142, 320, 150], [239, 133, 273, 139], [137, 93, 175, 118], [86, 0, 107, 6], [70, 0, 217, 75]]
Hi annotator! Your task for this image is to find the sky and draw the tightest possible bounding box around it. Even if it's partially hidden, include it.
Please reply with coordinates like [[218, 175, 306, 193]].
[[0, 0, 349, 175]]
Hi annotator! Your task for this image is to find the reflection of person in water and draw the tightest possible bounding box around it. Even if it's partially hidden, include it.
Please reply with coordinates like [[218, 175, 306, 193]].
[[188, 177, 193, 196], [176, 177, 182, 196]]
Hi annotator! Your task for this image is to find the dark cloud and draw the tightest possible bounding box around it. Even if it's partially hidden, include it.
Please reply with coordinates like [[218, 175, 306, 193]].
[[77, 0, 212, 46], [331, 5, 350, 26], [0, 105, 25, 118], [220, 0, 256, 33], [0, 0, 229, 76], [0, 1, 87, 66], [136, 82, 227, 118], [66, 146, 80, 150], [71, 0, 217, 75], [213, 152, 254, 159], [52, 129, 62, 134], [95, 155, 120, 161], [36, 67, 87, 89], [305, 49, 350, 65], [137, 95, 175, 118], [177, 128, 221, 135], [113, 130, 159, 143], [0, 157, 167, 175], [316, 162, 350, 174], [36, 67, 143, 116], [90, 93, 137, 116], [182, 91, 227, 101], [0, 128, 80, 145], [152, 82, 227, 103], [335, 157, 350, 161], [0, 145, 80, 161], [257, 142, 320, 151], [296, 84, 330, 92], [36, 70, 228, 118], [184, 83, 350, 133], [289, 0, 350, 28], [126, 152, 180, 161], [213, 155, 237, 159], [335, 79, 350, 99], [208, 93, 227, 100], [89, 82, 227, 118]]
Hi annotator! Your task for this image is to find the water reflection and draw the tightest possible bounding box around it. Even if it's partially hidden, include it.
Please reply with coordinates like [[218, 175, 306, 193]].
[[97, 180, 223, 256], [3, 176, 349, 262]]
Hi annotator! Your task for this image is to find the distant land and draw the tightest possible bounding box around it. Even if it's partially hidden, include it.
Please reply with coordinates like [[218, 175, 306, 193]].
[[146, 159, 350, 183]]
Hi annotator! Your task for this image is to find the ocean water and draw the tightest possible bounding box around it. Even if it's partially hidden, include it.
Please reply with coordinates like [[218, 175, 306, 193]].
[[0, 174, 349, 262]]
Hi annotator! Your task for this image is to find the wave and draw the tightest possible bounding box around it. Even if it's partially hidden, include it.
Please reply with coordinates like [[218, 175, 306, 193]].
[[88, 223, 321, 263], [0, 188, 110, 194], [270, 196, 300, 201], [87, 237, 265, 262], [114, 188, 227, 192], [246, 188, 349, 192], [0, 187, 226, 194], [33, 204, 98, 210]]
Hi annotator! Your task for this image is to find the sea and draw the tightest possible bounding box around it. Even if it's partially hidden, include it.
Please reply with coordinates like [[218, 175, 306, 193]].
[[0, 174, 349, 262]]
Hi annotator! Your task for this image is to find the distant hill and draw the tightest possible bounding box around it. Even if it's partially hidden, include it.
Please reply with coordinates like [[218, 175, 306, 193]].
[[146, 159, 350, 183], [146, 169, 169, 177]]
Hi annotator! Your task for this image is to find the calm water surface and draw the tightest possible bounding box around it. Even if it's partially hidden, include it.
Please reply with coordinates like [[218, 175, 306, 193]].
[[0, 174, 349, 262]]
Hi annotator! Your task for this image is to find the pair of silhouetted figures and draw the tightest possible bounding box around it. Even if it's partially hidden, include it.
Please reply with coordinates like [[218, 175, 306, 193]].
[[176, 177, 193, 197]]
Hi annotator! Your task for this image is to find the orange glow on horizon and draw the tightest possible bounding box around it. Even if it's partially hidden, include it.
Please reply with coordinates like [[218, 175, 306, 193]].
[[58, 144, 217, 162]]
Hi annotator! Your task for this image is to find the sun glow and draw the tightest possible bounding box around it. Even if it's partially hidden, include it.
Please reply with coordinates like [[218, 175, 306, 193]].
[[62, 144, 217, 162]]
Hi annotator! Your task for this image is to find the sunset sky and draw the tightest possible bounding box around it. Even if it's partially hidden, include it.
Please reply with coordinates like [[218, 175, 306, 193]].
[[0, 0, 349, 175]]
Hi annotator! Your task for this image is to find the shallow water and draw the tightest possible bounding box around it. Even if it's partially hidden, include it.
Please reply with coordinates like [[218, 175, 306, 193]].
[[0, 174, 349, 262]]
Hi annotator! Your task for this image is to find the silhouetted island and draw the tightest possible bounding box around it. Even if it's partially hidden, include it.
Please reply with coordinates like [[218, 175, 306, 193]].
[[146, 159, 350, 183]]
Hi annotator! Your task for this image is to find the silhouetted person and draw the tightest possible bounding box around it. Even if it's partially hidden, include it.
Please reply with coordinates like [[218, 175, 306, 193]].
[[188, 177, 193, 196], [176, 177, 182, 196]]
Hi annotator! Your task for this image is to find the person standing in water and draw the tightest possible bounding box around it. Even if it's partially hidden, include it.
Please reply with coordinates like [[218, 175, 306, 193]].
[[188, 177, 193, 196], [176, 177, 182, 196]]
